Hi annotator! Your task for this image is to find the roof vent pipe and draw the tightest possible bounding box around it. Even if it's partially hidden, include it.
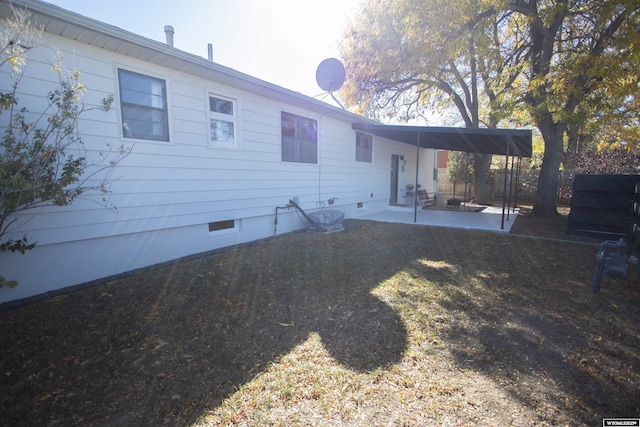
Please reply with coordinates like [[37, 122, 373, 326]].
[[164, 25, 174, 46], [207, 43, 213, 61]]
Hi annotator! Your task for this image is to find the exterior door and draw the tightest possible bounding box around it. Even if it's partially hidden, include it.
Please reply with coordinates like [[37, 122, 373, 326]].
[[390, 154, 399, 205]]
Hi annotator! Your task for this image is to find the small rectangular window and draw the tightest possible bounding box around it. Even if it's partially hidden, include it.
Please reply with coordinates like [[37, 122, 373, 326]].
[[118, 69, 169, 141], [357, 202, 365, 209], [356, 132, 373, 162], [209, 94, 237, 146], [281, 112, 317, 163], [208, 220, 235, 232], [210, 97, 234, 115]]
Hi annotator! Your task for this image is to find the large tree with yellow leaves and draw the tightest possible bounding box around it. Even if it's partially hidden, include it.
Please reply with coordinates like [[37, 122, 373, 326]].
[[340, 0, 525, 204], [341, 0, 640, 216]]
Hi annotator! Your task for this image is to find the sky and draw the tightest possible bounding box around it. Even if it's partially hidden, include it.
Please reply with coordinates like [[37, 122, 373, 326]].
[[45, 0, 364, 107]]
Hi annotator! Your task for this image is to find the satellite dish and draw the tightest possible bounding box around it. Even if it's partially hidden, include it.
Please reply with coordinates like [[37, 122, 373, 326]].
[[315, 58, 346, 92]]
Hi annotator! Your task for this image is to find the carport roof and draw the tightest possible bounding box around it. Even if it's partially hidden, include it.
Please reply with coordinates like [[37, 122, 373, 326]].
[[351, 123, 532, 157]]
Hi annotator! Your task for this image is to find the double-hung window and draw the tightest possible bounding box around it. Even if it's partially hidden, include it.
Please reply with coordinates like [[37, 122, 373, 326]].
[[118, 69, 169, 141], [281, 112, 317, 164], [209, 94, 236, 147], [356, 132, 373, 162]]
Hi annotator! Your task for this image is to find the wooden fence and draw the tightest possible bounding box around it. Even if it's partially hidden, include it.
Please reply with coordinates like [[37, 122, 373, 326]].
[[567, 174, 640, 240]]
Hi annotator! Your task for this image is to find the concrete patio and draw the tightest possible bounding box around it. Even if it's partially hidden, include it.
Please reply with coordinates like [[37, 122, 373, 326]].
[[357, 204, 519, 233]]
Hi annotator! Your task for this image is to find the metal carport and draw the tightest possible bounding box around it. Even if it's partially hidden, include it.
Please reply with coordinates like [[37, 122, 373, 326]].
[[351, 123, 533, 229]]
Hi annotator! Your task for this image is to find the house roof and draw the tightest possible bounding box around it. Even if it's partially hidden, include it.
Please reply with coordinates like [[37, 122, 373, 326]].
[[352, 123, 532, 157], [0, 0, 369, 123], [3, 0, 532, 158]]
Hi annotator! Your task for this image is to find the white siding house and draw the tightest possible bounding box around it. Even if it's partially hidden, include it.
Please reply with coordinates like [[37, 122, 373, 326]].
[[0, 0, 437, 305]]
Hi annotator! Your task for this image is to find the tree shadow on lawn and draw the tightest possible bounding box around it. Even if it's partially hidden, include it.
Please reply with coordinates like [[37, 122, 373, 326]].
[[413, 235, 640, 425], [0, 224, 409, 426]]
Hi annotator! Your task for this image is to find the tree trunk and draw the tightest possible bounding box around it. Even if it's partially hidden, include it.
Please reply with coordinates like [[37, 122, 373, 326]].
[[564, 122, 579, 170], [533, 120, 565, 216], [473, 153, 491, 204]]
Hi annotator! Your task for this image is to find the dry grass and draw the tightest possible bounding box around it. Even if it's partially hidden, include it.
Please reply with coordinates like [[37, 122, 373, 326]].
[[1, 211, 639, 426]]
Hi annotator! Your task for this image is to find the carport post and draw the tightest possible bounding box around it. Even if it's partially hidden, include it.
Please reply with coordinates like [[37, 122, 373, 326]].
[[501, 136, 511, 229], [413, 132, 421, 223], [506, 154, 515, 221], [513, 156, 522, 212]]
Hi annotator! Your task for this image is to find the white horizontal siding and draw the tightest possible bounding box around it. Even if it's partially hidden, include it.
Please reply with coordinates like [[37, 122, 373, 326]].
[[0, 30, 438, 304]]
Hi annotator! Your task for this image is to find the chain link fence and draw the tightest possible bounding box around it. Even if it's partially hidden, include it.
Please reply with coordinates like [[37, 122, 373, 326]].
[[437, 169, 575, 204]]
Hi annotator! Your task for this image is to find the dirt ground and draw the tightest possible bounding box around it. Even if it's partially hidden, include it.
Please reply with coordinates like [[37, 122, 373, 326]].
[[0, 206, 639, 426], [509, 204, 574, 239]]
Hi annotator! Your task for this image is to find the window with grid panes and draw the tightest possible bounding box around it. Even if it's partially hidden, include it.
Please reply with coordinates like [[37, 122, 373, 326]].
[[356, 132, 373, 162], [118, 69, 169, 141], [281, 112, 317, 164], [209, 95, 236, 146]]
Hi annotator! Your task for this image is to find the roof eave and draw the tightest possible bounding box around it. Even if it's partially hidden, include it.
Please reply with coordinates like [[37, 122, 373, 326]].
[[352, 123, 533, 157], [1, 0, 373, 122]]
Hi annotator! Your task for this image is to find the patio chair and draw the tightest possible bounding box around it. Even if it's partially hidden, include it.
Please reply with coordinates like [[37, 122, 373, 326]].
[[416, 190, 436, 209]]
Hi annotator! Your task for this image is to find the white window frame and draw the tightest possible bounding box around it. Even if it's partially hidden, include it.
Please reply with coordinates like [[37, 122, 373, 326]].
[[281, 111, 318, 164], [208, 93, 238, 148], [117, 68, 169, 141], [356, 132, 373, 163]]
